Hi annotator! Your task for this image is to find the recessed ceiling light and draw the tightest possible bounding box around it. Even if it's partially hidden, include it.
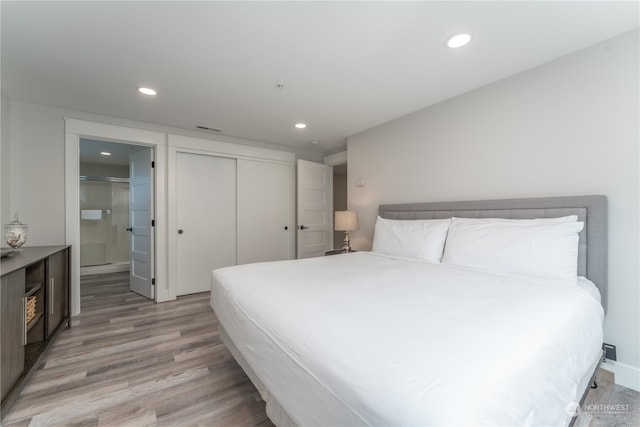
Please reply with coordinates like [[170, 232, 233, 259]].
[[310, 141, 319, 145], [446, 33, 471, 48], [100, 151, 112, 156], [295, 123, 307, 129], [138, 87, 157, 96]]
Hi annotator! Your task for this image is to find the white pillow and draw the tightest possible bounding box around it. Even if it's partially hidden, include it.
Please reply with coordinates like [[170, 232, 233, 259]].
[[372, 217, 451, 262], [441, 217, 584, 283]]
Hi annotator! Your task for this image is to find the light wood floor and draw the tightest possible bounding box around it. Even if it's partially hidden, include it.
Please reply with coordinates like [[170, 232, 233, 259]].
[[3, 272, 639, 426], [3, 272, 273, 426], [576, 369, 640, 427]]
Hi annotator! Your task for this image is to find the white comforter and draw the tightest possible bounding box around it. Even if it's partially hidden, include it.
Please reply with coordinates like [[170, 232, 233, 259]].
[[210, 252, 604, 426]]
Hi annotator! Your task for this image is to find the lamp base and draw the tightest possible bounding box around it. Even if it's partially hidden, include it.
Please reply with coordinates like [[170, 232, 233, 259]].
[[342, 231, 352, 252]]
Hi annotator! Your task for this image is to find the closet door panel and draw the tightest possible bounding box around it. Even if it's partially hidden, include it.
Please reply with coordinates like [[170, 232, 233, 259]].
[[176, 153, 236, 295], [237, 160, 293, 264]]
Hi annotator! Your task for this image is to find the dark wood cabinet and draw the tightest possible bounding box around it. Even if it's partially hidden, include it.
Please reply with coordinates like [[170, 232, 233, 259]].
[[47, 250, 68, 338], [1, 246, 70, 418], [0, 269, 25, 400]]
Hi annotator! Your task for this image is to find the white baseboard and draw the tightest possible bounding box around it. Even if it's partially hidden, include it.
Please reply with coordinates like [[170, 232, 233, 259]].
[[600, 359, 640, 392], [80, 262, 130, 276]]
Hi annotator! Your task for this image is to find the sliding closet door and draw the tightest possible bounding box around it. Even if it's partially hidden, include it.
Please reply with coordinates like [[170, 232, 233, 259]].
[[237, 159, 294, 264], [176, 153, 236, 295]]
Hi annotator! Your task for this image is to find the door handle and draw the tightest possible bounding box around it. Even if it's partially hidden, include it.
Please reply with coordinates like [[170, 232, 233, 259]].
[[298, 225, 308, 230], [23, 297, 27, 345], [49, 277, 55, 316], [178, 229, 184, 235], [126, 227, 133, 232]]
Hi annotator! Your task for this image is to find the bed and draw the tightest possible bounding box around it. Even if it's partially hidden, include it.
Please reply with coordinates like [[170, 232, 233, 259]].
[[210, 195, 607, 426]]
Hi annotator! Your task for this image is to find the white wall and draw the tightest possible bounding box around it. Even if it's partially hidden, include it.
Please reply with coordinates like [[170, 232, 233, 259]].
[[4, 100, 323, 247], [1, 93, 11, 231], [80, 162, 129, 178], [348, 30, 639, 388]]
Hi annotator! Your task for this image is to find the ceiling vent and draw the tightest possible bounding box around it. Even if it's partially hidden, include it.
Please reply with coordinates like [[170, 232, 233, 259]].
[[195, 125, 221, 132]]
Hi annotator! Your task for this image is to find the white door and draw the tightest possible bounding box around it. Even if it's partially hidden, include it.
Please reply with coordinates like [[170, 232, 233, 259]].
[[297, 159, 333, 258], [237, 159, 294, 264], [176, 153, 236, 295], [129, 147, 154, 299]]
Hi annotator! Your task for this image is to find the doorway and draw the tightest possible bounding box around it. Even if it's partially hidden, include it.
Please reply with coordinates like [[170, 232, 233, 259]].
[[65, 119, 167, 317], [332, 163, 348, 250], [78, 138, 155, 301], [79, 139, 131, 275]]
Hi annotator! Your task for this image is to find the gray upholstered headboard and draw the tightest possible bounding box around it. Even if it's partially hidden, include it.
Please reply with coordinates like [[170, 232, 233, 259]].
[[379, 195, 608, 312]]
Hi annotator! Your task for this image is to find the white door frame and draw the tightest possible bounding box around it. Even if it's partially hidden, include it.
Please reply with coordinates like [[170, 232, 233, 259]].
[[65, 119, 167, 316], [323, 150, 347, 167]]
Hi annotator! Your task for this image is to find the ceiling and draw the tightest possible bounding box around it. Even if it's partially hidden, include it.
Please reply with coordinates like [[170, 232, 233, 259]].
[[79, 139, 135, 167], [2, 2, 638, 153]]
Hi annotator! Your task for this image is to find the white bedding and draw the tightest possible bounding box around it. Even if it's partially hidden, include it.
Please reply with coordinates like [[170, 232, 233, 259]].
[[210, 252, 604, 426]]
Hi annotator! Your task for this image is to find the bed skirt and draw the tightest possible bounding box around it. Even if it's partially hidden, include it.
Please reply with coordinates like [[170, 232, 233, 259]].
[[220, 324, 601, 427], [220, 325, 299, 427]]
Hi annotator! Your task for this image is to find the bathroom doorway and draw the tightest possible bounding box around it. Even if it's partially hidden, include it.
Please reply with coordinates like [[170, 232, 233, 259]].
[[79, 139, 131, 274], [79, 139, 155, 300]]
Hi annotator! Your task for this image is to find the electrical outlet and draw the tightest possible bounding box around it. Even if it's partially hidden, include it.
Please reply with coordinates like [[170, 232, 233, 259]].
[[603, 343, 617, 361]]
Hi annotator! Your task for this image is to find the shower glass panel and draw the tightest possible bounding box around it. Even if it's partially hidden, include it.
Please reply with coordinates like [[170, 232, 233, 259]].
[[80, 177, 130, 267]]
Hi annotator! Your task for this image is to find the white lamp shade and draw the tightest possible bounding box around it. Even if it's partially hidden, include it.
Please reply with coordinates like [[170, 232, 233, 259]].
[[335, 211, 358, 231]]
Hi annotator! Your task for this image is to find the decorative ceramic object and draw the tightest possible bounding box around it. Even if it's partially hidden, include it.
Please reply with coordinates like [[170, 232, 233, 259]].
[[5, 213, 28, 249]]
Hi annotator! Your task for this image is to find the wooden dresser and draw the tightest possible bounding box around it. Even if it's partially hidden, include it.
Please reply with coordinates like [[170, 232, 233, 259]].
[[0, 245, 70, 419]]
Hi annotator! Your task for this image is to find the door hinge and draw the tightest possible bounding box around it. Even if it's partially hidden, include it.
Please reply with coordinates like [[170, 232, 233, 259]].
[[152, 278, 156, 286], [151, 161, 155, 168], [151, 219, 155, 227]]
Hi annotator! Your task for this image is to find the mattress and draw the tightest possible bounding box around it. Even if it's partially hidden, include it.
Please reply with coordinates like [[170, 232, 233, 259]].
[[210, 252, 604, 426]]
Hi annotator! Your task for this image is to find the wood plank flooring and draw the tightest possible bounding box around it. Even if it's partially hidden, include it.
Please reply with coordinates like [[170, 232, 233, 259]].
[[576, 368, 640, 427], [3, 272, 639, 426], [3, 272, 273, 426]]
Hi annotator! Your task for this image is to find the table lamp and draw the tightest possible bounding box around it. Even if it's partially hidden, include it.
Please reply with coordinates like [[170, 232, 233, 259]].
[[334, 211, 358, 252]]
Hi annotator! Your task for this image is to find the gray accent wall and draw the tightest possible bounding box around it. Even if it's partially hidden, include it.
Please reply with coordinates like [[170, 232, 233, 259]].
[[348, 30, 639, 386]]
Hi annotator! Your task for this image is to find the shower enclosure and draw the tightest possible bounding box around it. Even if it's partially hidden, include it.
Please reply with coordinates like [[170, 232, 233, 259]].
[[79, 176, 130, 272]]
